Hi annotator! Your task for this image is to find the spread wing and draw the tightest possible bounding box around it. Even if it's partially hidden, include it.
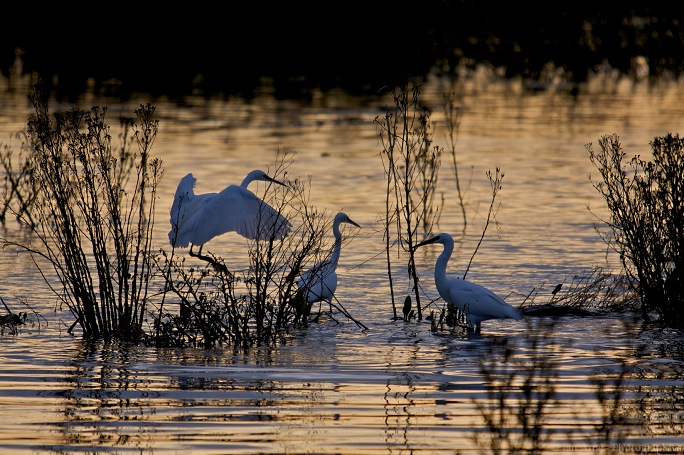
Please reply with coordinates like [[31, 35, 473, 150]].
[[192, 185, 291, 244], [169, 173, 200, 247]]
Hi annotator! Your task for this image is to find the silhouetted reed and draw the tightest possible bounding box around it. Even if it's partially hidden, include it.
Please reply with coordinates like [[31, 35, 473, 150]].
[[378, 83, 507, 331], [586, 361, 635, 451], [441, 91, 469, 234], [1, 82, 161, 340], [1, 90, 365, 346], [587, 133, 684, 327], [470, 320, 560, 454], [467, 319, 655, 454], [520, 265, 639, 316], [377, 82, 443, 321], [0, 133, 38, 228]]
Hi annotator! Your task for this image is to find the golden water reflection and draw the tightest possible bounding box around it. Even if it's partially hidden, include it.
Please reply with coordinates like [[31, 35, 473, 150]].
[[0, 78, 683, 453], [1, 317, 674, 454]]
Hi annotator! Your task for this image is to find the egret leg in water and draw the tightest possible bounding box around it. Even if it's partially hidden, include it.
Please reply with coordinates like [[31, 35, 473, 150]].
[[415, 232, 522, 334], [168, 169, 292, 256]]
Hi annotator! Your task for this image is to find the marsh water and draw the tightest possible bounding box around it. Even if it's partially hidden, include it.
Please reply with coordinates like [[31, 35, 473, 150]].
[[1, 75, 684, 454]]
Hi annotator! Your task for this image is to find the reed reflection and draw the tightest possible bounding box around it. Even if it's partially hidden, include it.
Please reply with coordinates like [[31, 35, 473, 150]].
[[59, 340, 159, 450]]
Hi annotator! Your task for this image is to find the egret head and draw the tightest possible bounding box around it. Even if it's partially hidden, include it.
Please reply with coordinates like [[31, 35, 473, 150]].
[[335, 212, 361, 229], [415, 233, 446, 249], [242, 169, 287, 188]]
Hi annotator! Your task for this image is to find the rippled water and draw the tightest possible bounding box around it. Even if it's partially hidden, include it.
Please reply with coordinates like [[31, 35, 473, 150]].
[[1, 76, 683, 454]]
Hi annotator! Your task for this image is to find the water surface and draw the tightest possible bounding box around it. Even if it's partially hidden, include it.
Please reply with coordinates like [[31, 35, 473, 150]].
[[0, 77, 683, 454]]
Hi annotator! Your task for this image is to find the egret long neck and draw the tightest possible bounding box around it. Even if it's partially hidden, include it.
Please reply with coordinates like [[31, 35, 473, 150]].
[[240, 171, 258, 188], [329, 221, 343, 266], [434, 239, 454, 298]]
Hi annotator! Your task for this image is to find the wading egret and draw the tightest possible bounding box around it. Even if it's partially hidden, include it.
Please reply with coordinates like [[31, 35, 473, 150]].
[[295, 212, 361, 320], [415, 232, 522, 333], [169, 170, 291, 256]]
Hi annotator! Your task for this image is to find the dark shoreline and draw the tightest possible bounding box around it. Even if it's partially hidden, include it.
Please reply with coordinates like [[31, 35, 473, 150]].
[[3, 3, 683, 103]]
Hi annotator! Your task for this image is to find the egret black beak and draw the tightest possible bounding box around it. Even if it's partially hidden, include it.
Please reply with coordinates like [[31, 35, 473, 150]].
[[266, 175, 287, 187], [347, 218, 361, 229], [415, 235, 440, 249]]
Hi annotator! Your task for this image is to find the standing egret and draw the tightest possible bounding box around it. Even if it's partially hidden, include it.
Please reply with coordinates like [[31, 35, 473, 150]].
[[295, 212, 361, 320], [415, 233, 522, 333], [169, 170, 291, 256]]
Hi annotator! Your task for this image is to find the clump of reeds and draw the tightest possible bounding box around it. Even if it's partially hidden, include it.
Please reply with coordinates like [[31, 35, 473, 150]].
[[1, 85, 366, 346], [471, 320, 561, 453], [1, 82, 162, 340], [0, 132, 38, 228], [469, 319, 646, 455], [378, 82, 507, 331], [587, 133, 684, 327], [376, 81, 443, 321], [519, 266, 640, 317]]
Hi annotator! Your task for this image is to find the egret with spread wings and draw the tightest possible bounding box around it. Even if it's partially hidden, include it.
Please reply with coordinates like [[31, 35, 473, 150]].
[[169, 169, 291, 256]]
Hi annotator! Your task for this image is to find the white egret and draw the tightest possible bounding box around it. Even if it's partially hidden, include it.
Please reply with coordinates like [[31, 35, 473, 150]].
[[295, 212, 361, 319], [169, 170, 291, 256], [415, 232, 522, 333]]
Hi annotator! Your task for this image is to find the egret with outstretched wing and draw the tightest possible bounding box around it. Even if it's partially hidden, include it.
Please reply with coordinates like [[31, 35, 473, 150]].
[[169, 169, 291, 256]]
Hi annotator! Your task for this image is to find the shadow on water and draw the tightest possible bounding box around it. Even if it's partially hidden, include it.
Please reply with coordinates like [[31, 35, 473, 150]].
[[5, 274, 683, 447], [416, 316, 684, 454], [4, 304, 682, 454]]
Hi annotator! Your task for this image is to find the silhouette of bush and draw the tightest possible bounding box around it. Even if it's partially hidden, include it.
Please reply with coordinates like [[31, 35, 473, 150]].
[[1, 88, 365, 346], [377, 82, 443, 322], [587, 133, 684, 327], [0, 82, 162, 340]]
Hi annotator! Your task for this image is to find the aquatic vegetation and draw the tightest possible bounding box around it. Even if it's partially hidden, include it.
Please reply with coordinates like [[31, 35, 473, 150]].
[[471, 322, 560, 453], [376, 82, 443, 321], [0, 86, 366, 346], [154, 152, 366, 348], [588, 133, 684, 327], [1, 82, 161, 340]]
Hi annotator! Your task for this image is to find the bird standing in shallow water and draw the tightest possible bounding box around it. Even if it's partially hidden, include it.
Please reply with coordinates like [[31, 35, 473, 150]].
[[295, 212, 361, 321], [169, 170, 291, 256], [415, 232, 522, 333]]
